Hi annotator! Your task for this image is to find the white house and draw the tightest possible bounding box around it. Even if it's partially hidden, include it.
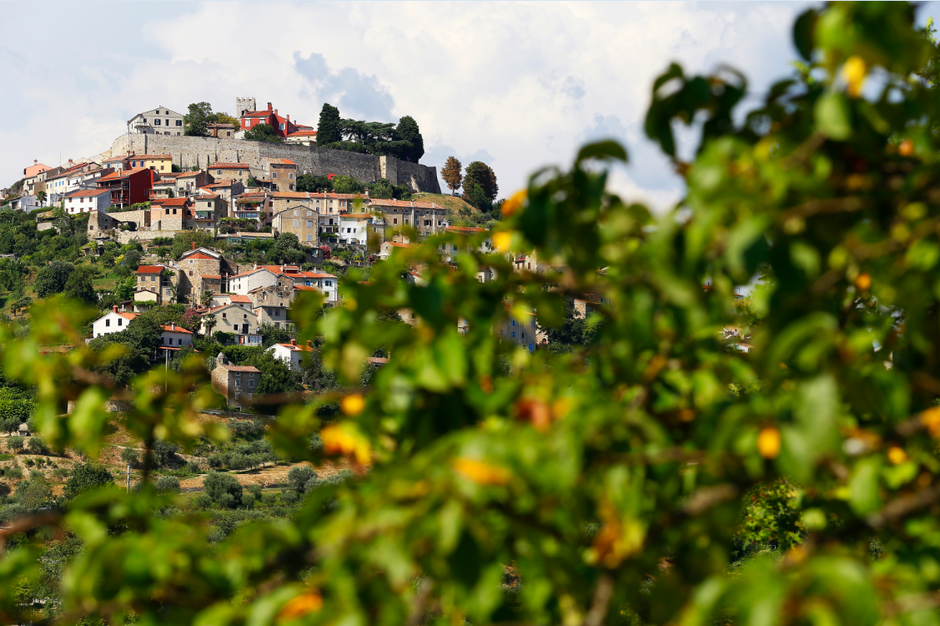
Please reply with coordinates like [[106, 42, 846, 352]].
[[338, 213, 375, 246], [296, 271, 338, 304], [267, 339, 314, 372], [228, 267, 282, 295], [92, 306, 139, 339], [65, 189, 111, 215], [160, 323, 193, 350], [9, 195, 40, 212], [127, 106, 185, 135]]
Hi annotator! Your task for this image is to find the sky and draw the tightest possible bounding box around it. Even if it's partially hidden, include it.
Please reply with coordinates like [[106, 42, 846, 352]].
[[2, 1, 940, 210]]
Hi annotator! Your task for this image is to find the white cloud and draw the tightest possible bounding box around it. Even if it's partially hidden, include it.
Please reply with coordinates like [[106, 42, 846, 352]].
[[1, 0, 825, 210]]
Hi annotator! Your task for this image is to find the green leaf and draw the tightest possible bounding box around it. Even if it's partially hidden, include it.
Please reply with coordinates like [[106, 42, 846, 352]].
[[575, 140, 628, 165], [814, 92, 852, 140]]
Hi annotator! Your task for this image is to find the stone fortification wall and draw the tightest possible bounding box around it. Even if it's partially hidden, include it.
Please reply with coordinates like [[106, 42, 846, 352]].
[[108, 134, 441, 193], [116, 230, 181, 245]]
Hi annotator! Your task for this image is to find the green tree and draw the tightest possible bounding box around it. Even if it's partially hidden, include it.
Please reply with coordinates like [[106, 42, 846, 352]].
[[34, 260, 74, 298], [14, 471, 52, 510], [296, 174, 332, 193], [463, 161, 498, 201], [331, 175, 364, 194], [63, 266, 96, 305], [203, 471, 242, 508], [394, 115, 425, 162], [316, 103, 342, 145], [63, 463, 113, 500], [243, 123, 282, 143], [184, 102, 212, 137], [35, 190, 46, 206], [442, 156, 463, 194]]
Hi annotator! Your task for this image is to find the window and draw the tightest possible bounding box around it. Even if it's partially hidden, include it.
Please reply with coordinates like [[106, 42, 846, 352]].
[[512, 331, 517, 338], [279, 123, 285, 130], [106, 319, 110, 327], [393, 218, 398, 225], [294, 220, 299, 228], [222, 313, 227, 319], [150, 275, 156, 282], [273, 173, 278, 179], [307, 234, 312, 241], [176, 120, 182, 126], [249, 378, 255, 388], [289, 173, 294, 179], [154, 119, 161, 126], [235, 379, 241, 388], [307, 220, 312, 228], [118, 319, 123, 326]]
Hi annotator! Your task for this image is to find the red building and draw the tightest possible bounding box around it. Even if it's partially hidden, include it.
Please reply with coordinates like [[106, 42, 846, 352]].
[[96, 168, 153, 208], [239, 102, 304, 139]]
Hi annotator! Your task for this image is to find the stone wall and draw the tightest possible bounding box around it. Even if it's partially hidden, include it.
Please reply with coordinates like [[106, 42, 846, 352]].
[[116, 230, 182, 245], [108, 134, 441, 193]]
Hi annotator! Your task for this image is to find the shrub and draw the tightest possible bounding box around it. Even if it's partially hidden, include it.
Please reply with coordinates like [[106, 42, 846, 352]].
[[287, 466, 316, 494], [154, 476, 180, 494], [120, 447, 140, 468], [26, 437, 48, 456], [246, 484, 262, 498], [7, 436, 22, 453], [203, 472, 242, 508], [261, 493, 277, 506], [4, 465, 22, 480], [64, 463, 114, 500], [192, 494, 212, 510], [152, 440, 180, 468], [279, 490, 298, 505]]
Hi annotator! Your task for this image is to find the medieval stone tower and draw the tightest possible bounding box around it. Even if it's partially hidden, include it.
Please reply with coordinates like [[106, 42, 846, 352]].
[[235, 96, 256, 115]]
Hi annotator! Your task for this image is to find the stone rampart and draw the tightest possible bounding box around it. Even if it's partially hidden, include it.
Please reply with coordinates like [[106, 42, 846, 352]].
[[108, 134, 441, 193]]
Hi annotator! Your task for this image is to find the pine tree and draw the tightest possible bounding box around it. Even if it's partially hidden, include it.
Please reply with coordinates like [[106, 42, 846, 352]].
[[394, 116, 425, 162], [317, 104, 342, 145], [442, 157, 462, 195]]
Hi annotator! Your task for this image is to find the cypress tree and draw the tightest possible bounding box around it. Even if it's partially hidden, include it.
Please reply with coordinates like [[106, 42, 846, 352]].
[[317, 104, 342, 145], [395, 116, 425, 162]]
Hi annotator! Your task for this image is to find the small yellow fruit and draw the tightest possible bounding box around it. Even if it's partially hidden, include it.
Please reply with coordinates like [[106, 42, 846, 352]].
[[842, 55, 867, 97], [887, 446, 908, 465], [501, 189, 527, 217], [493, 231, 513, 253], [341, 393, 365, 416], [899, 139, 914, 157], [757, 427, 781, 459], [855, 273, 871, 291]]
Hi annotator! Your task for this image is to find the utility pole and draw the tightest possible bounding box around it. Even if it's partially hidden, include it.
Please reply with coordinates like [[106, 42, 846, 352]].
[[126, 463, 130, 492]]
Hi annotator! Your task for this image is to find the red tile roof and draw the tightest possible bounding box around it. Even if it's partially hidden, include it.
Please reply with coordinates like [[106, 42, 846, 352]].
[[200, 274, 222, 279], [176, 171, 202, 178], [98, 168, 149, 182], [229, 295, 251, 303], [287, 130, 318, 137], [154, 198, 191, 207], [66, 189, 109, 199], [161, 325, 193, 334], [209, 163, 250, 170], [185, 252, 216, 260], [270, 159, 296, 166], [136, 265, 164, 274]]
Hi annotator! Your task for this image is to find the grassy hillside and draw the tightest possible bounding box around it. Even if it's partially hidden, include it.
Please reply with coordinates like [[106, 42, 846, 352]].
[[410, 192, 478, 215]]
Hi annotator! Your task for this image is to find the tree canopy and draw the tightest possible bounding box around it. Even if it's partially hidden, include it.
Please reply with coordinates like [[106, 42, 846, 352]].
[[2, 4, 940, 626], [442, 156, 463, 194], [243, 123, 282, 143], [316, 103, 342, 145], [184, 102, 212, 137], [394, 115, 425, 162]]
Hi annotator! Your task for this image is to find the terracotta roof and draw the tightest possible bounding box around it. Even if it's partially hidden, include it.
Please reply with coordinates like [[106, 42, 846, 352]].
[[176, 171, 201, 178], [293, 285, 318, 291], [385, 242, 414, 248], [242, 111, 271, 117], [287, 130, 318, 137], [136, 265, 165, 274], [184, 252, 216, 260], [271, 192, 310, 199], [342, 213, 373, 219], [65, 189, 109, 199], [220, 364, 260, 373], [196, 191, 219, 199], [154, 198, 190, 207], [229, 295, 251, 303], [116, 311, 139, 321], [103, 155, 128, 163], [98, 168, 149, 182], [275, 341, 313, 352], [161, 325, 193, 334], [270, 159, 296, 166], [370, 199, 441, 209], [446, 226, 487, 234], [200, 274, 222, 279], [301, 271, 337, 279], [209, 163, 250, 169]]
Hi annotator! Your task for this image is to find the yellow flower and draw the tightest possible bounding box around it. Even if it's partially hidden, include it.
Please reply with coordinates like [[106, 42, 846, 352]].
[[341, 393, 365, 416], [453, 457, 510, 485], [887, 446, 908, 465], [842, 55, 867, 98], [493, 231, 512, 253], [501, 189, 527, 217], [757, 427, 781, 459]]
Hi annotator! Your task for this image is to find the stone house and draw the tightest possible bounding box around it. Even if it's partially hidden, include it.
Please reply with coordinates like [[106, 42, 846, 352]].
[[211, 353, 260, 411], [178, 246, 231, 303], [175, 170, 214, 197], [149, 178, 177, 200], [202, 179, 245, 207], [254, 304, 292, 329], [272, 205, 318, 246], [207, 123, 237, 138], [269, 191, 312, 216], [209, 162, 252, 185], [370, 199, 448, 239], [150, 197, 191, 231], [135, 264, 177, 304], [232, 191, 272, 226], [190, 192, 224, 232], [201, 303, 259, 338], [268, 159, 297, 191], [246, 280, 296, 309], [86, 209, 120, 237]]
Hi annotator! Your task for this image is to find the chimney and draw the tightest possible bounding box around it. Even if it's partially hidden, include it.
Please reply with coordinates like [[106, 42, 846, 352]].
[[274, 109, 278, 117], [34, 159, 37, 165], [267, 102, 272, 111], [192, 242, 196, 251], [171, 322, 175, 330], [291, 339, 296, 346], [112, 305, 118, 313]]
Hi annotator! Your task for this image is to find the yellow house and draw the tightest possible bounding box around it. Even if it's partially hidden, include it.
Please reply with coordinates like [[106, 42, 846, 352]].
[[128, 153, 173, 174]]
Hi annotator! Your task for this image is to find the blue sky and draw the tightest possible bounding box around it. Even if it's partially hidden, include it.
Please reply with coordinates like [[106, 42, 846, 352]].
[[2, 2, 939, 208]]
